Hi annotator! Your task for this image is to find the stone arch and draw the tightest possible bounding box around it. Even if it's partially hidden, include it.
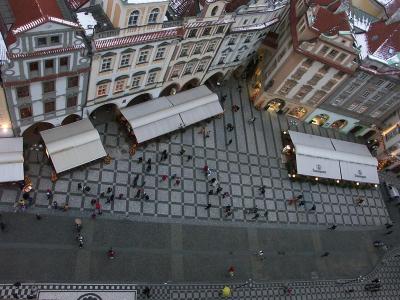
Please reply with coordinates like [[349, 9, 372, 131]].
[[310, 114, 330, 126], [362, 129, 377, 140], [126, 93, 152, 107], [61, 114, 81, 126], [204, 72, 224, 89], [181, 78, 200, 91], [349, 125, 363, 135], [330, 119, 348, 129], [160, 83, 180, 97], [90, 103, 120, 125], [22, 122, 55, 145], [266, 98, 286, 112]]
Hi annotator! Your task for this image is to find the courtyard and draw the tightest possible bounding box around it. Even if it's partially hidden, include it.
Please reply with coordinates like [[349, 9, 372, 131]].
[[0, 79, 389, 227]]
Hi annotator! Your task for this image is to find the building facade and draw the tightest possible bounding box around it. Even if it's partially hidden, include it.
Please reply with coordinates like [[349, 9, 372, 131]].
[[0, 0, 90, 136]]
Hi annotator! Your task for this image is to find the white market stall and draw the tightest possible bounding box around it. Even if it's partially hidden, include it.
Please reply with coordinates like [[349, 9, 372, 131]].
[[0, 137, 24, 182], [120, 85, 223, 143], [40, 119, 106, 174], [287, 131, 379, 184]]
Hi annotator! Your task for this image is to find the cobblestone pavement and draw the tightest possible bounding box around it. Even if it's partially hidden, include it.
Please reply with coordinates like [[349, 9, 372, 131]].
[[0, 246, 398, 300], [0, 79, 390, 227]]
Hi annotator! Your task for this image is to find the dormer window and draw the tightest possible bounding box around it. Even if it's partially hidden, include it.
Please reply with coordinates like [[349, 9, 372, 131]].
[[211, 6, 218, 16], [148, 8, 159, 24], [128, 10, 140, 27]]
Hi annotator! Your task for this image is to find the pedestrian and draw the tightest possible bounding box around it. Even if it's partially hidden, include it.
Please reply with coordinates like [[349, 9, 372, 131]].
[[227, 139, 232, 145], [205, 203, 212, 210], [0, 222, 5, 232], [133, 174, 139, 186], [78, 183, 82, 190], [321, 252, 329, 257], [222, 192, 229, 198], [145, 194, 150, 201], [209, 178, 216, 184], [146, 164, 151, 172], [203, 164, 209, 174], [160, 175, 168, 182], [385, 223, 393, 229], [259, 186, 265, 195], [100, 192, 105, 198], [171, 173, 177, 180], [138, 157, 143, 163], [174, 179, 181, 186], [228, 266, 235, 278], [140, 180, 146, 187], [385, 230, 393, 235], [109, 194, 115, 202], [372, 278, 380, 283], [309, 204, 316, 211], [46, 189, 53, 200], [248, 116, 256, 124], [186, 155, 192, 161], [287, 197, 298, 206], [91, 198, 97, 206], [356, 197, 365, 205], [52, 200, 58, 210], [252, 213, 260, 220], [118, 193, 123, 199], [142, 287, 151, 298], [135, 189, 141, 199], [298, 200, 306, 206], [208, 190, 214, 195], [95, 200, 102, 215], [216, 186, 223, 194], [226, 123, 234, 132], [328, 225, 337, 230], [224, 205, 231, 213], [106, 187, 112, 194], [35, 214, 42, 220], [179, 148, 186, 155], [345, 289, 355, 293], [205, 130, 210, 138], [232, 105, 240, 112], [160, 149, 167, 161], [147, 158, 151, 165]]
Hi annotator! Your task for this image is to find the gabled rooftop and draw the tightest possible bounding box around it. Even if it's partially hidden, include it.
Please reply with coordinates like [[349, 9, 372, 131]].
[[307, 3, 350, 36], [64, 0, 90, 11]]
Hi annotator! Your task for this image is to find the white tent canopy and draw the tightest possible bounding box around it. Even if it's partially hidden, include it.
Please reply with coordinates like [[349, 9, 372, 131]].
[[121, 85, 222, 143], [0, 137, 24, 182], [288, 131, 379, 184], [41, 119, 106, 174]]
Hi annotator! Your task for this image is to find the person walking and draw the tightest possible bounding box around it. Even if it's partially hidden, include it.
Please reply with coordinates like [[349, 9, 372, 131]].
[[216, 186, 223, 194], [147, 158, 152, 165], [209, 178, 216, 185], [95, 200, 102, 215], [179, 148, 186, 155], [226, 123, 234, 132], [222, 192, 229, 199], [160, 175, 168, 182], [321, 252, 330, 257], [186, 155, 192, 161], [328, 224, 337, 230], [205, 203, 212, 210], [385, 230, 393, 235], [259, 186, 265, 195], [135, 189, 142, 199], [228, 266, 235, 278], [107, 247, 115, 259], [298, 200, 306, 207], [208, 190, 214, 195], [252, 213, 260, 220], [137, 156, 143, 163], [78, 183, 82, 191], [385, 223, 394, 229], [46, 189, 53, 200], [160, 150, 168, 161], [106, 187, 112, 194], [248, 116, 256, 124], [146, 164, 151, 173], [171, 173, 177, 180], [174, 178, 181, 186], [309, 204, 316, 211], [203, 164, 209, 175], [142, 287, 151, 298], [227, 139, 232, 146]]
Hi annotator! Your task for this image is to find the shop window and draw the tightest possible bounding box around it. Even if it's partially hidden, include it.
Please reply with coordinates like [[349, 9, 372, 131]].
[[67, 95, 78, 108], [67, 76, 79, 88], [43, 81, 55, 93], [44, 101, 56, 113], [16, 86, 30, 98], [19, 106, 32, 119]]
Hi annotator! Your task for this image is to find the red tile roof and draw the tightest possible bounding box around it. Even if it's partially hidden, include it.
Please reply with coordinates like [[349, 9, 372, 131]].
[[5, 0, 80, 46], [94, 28, 183, 51], [65, 0, 90, 11], [309, 5, 350, 35], [225, 0, 250, 13], [307, 0, 341, 12], [355, 20, 400, 61], [7, 44, 85, 59]]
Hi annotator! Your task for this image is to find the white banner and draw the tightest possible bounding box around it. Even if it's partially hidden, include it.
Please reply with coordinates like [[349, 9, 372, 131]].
[[38, 290, 137, 300]]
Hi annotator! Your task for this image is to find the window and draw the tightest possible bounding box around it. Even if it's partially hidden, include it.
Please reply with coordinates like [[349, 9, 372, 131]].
[[347, 103, 359, 111], [37, 37, 47, 46], [244, 33, 253, 43], [147, 72, 157, 84], [211, 6, 218, 16], [302, 58, 313, 67], [44, 59, 54, 70], [148, 8, 159, 23], [44, 101, 55, 113], [375, 79, 385, 87], [308, 90, 327, 106], [322, 79, 336, 91], [128, 10, 139, 27], [196, 61, 207, 72], [138, 50, 149, 63], [101, 57, 112, 71], [356, 106, 368, 113], [16, 86, 30, 98], [97, 83, 109, 97], [60, 57, 68, 68], [216, 26, 225, 34], [19, 106, 32, 119], [334, 71, 345, 79], [206, 41, 217, 52], [170, 66, 181, 78], [183, 63, 195, 75], [291, 67, 307, 80], [179, 45, 190, 57], [233, 55, 240, 62], [228, 37, 236, 45], [131, 76, 142, 88], [243, 19, 248, 25], [192, 43, 203, 55], [278, 79, 297, 95], [114, 79, 126, 93], [337, 53, 347, 62], [155, 47, 166, 59], [361, 90, 370, 98], [188, 29, 197, 38], [29, 62, 39, 72], [119, 54, 131, 68], [43, 81, 55, 93], [252, 18, 257, 24], [218, 55, 226, 65], [386, 82, 395, 89], [67, 76, 79, 88], [318, 65, 330, 74], [328, 49, 338, 59], [319, 45, 329, 55], [307, 74, 322, 85], [294, 85, 312, 99], [50, 35, 60, 44], [66, 95, 78, 108], [370, 111, 382, 118], [202, 27, 212, 36]]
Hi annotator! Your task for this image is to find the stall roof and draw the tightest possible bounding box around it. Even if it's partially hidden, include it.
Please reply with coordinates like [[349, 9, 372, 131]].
[[40, 119, 106, 173], [288, 130, 335, 150], [0, 137, 24, 182], [121, 85, 222, 143], [295, 153, 342, 180]]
